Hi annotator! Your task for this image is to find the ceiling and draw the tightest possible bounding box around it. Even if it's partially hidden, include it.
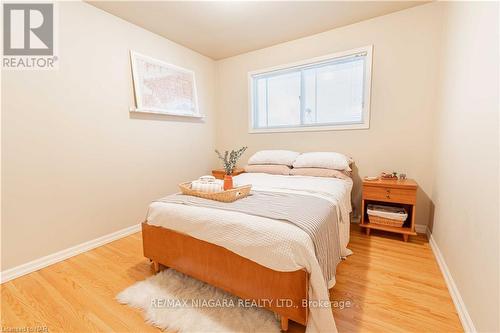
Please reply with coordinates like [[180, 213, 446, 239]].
[[88, 1, 427, 60]]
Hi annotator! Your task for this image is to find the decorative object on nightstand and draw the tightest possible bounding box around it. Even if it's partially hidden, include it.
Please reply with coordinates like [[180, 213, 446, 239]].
[[214, 146, 247, 190], [380, 171, 398, 179], [360, 178, 418, 242]]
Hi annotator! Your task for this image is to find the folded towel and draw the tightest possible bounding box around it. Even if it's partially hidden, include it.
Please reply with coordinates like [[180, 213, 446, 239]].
[[191, 179, 223, 193], [199, 175, 216, 183]]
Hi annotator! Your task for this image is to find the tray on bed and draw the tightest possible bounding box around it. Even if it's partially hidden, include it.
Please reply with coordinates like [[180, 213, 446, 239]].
[[179, 182, 252, 203]]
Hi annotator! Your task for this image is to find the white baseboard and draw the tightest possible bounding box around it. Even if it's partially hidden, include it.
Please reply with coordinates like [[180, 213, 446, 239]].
[[415, 224, 427, 233], [426, 228, 476, 333], [350, 215, 361, 224], [0, 223, 141, 284]]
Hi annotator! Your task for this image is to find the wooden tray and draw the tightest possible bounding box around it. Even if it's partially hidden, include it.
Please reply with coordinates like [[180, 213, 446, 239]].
[[179, 182, 252, 203]]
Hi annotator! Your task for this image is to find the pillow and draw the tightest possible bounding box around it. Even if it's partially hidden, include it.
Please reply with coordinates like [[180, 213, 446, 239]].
[[292, 152, 352, 171], [244, 164, 291, 175], [289, 168, 351, 180], [247, 150, 300, 166]]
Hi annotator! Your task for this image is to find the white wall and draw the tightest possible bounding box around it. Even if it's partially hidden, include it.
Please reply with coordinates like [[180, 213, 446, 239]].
[[1, 2, 217, 270], [215, 4, 442, 227], [431, 2, 499, 332]]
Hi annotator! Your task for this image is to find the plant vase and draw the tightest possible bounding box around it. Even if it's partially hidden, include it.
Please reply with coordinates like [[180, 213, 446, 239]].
[[223, 174, 233, 191], [215, 146, 247, 191]]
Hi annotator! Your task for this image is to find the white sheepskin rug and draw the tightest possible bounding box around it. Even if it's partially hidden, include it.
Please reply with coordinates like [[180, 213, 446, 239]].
[[117, 268, 281, 332]]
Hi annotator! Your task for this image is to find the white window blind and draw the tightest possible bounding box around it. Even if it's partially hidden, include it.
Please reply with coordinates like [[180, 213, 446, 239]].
[[250, 46, 372, 132]]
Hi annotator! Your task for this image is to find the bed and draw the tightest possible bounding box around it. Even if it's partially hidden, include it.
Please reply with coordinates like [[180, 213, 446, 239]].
[[143, 172, 353, 332]]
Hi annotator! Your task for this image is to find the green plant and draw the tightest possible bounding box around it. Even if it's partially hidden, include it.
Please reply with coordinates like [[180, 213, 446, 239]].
[[215, 146, 248, 175]]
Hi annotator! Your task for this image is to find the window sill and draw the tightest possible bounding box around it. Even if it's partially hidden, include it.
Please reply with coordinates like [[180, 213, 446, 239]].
[[248, 123, 370, 134]]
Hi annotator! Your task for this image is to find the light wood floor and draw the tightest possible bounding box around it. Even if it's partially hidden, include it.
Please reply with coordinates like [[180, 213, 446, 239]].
[[1, 225, 463, 333]]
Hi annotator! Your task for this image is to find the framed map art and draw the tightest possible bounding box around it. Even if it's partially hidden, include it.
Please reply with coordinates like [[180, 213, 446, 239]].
[[130, 51, 202, 118]]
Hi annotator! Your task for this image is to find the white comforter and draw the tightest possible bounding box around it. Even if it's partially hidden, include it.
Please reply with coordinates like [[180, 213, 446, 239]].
[[146, 173, 353, 333]]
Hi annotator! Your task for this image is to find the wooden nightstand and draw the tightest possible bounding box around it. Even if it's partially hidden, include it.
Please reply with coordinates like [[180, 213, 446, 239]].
[[360, 178, 418, 242], [211, 168, 245, 180]]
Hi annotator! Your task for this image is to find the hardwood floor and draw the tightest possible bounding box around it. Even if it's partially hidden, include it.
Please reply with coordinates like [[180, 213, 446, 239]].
[[1, 225, 463, 333]]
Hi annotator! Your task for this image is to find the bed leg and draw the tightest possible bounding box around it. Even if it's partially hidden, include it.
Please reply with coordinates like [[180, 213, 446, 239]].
[[152, 261, 160, 274], [280, 316, 289, 332]]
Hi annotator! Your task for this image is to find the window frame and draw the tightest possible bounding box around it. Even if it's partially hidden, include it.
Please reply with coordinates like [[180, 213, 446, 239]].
[[248, 45, 373, 133]]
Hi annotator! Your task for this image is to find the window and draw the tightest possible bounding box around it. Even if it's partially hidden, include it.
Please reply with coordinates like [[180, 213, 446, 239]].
[[249, 46, 372, 133]]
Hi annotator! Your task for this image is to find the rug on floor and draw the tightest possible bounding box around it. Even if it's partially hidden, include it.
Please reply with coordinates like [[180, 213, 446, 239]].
[[117, 268, 281, 332]]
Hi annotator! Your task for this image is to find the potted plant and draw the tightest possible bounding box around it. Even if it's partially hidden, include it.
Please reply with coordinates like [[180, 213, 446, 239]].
[[215, 146, 247, 190]]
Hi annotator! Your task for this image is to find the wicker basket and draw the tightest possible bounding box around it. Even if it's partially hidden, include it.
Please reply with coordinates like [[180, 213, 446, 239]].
[[367, 204, 407, 228], [179, 182, 252, 203], [368, 215, 404, 227]]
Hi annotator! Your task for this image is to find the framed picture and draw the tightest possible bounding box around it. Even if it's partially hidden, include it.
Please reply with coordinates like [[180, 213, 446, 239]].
[[130, 51, 202, 118]]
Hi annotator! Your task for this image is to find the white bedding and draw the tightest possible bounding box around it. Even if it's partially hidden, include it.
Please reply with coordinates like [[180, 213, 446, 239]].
[[234, 173, 353, 257], [146, 173, 353, 333]]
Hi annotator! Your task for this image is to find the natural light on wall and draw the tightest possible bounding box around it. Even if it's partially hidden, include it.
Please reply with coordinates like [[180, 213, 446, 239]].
[[249, 46, 372, 133]]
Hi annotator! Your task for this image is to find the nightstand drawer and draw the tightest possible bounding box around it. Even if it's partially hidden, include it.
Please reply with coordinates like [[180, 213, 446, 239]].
[[363, 186, 416, 204]]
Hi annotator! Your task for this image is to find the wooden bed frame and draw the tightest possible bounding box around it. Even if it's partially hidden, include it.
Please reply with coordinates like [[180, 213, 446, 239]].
[[142, 223, 309, 331]]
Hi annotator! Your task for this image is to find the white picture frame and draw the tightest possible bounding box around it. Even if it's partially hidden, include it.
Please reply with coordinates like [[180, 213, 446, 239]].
[[130, 51, 202, 118]]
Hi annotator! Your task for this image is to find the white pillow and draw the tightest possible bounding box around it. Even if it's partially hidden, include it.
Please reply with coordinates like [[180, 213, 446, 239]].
[[248, 150, 300, 166], [292, 152, 352, 171]]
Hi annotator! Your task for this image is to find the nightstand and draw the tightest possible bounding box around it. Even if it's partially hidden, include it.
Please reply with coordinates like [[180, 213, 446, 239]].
[[360, 178, 418, 242], [211, 168, 245, 180]]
